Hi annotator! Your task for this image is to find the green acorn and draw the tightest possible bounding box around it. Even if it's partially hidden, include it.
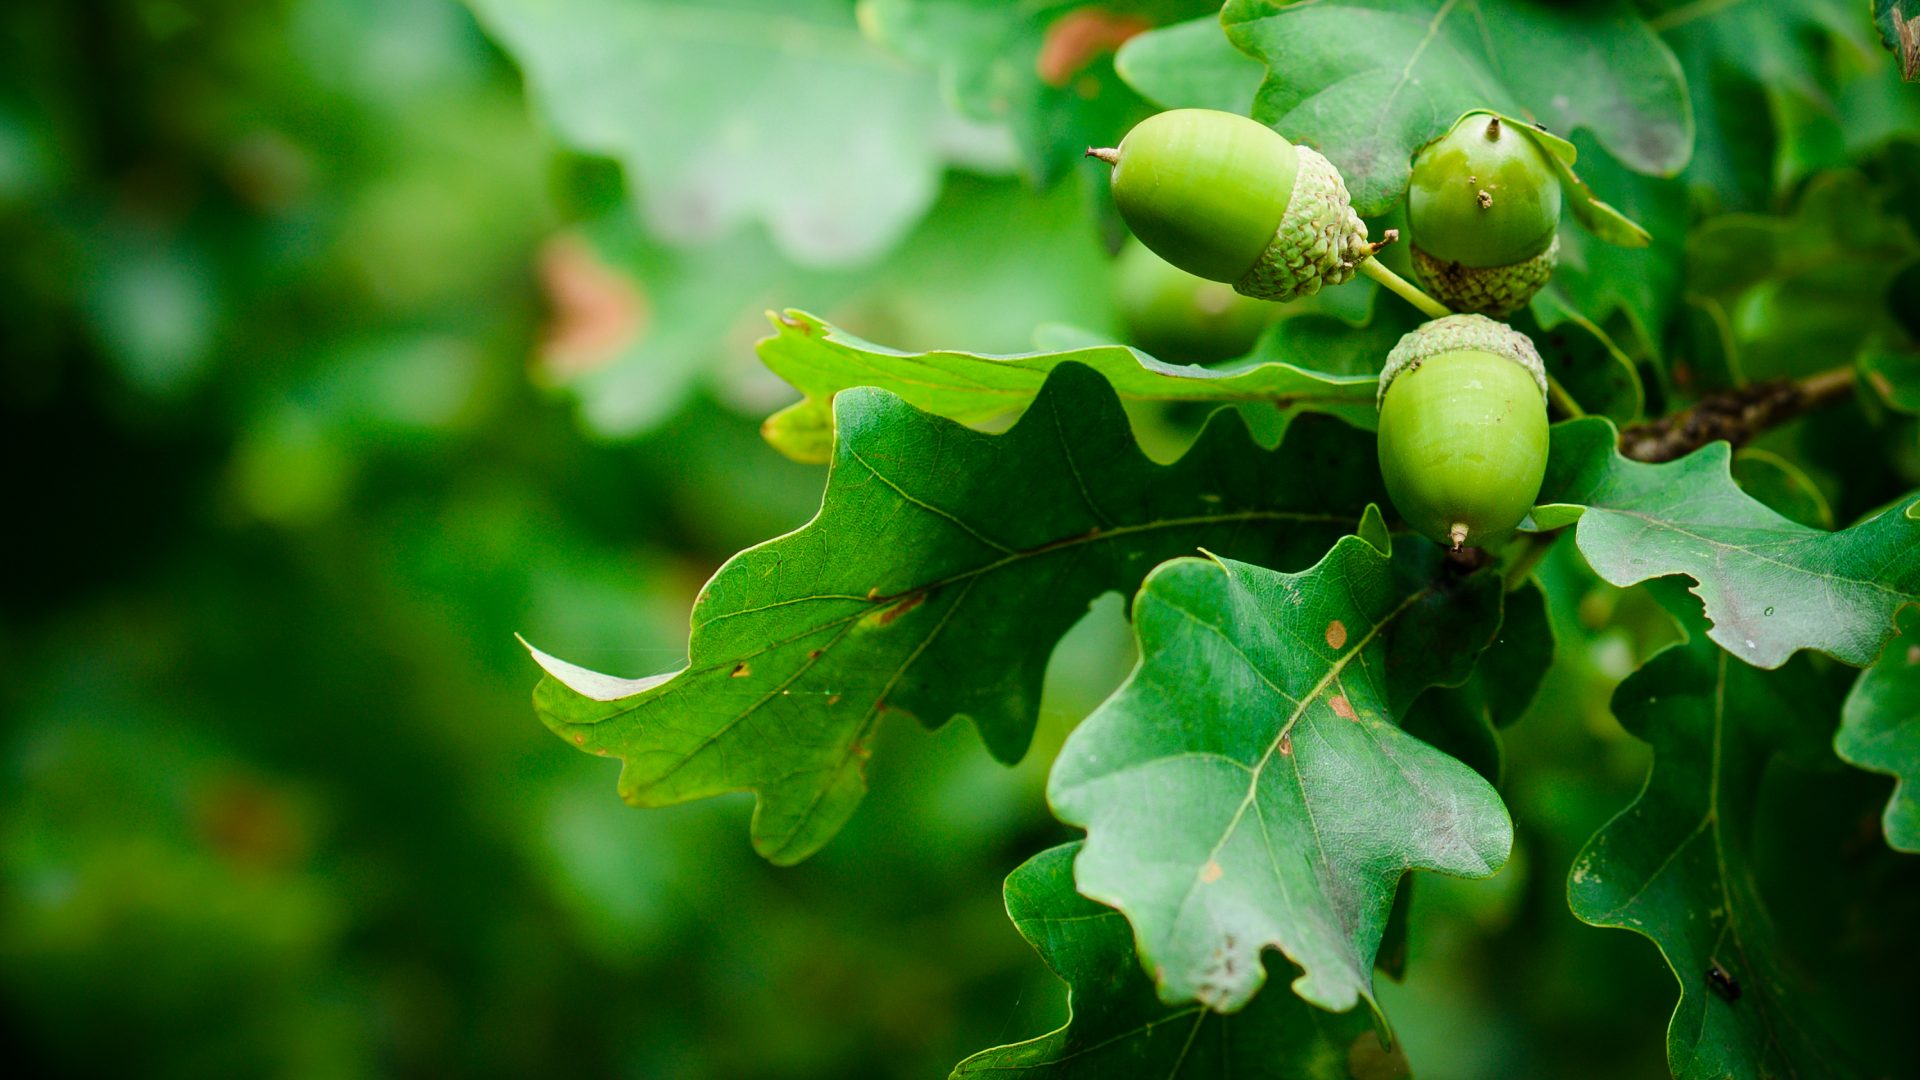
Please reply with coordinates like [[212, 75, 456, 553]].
[[1376, 314, 1549, 550], [1088, 109, 1373, 303], [1407, 112, 1563, 317]]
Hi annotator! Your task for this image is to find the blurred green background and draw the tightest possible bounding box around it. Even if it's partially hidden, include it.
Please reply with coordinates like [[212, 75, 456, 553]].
[[3, 2, 1913, 1078]]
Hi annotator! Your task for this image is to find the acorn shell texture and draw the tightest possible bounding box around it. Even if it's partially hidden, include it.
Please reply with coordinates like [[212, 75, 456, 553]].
[[1233, 145, 1372, 303], [1107, 109, 1300, 284], [1376, 315, 1549, 549]]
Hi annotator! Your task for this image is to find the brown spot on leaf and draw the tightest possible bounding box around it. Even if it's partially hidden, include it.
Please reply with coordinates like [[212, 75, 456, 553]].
[[876, 591, 926, 626], [1906, 644, 1919, 666], [808, 649, 823, 660], [1035, 9, 1150, 88], [1330, 695, 1356, 720], [731, 662, 751, 678], [535, 232, 646, 381], [1279, 733, 1293, 756], [827, 694, 842, 706], [572, 733, 586, 745], [1326, 619, 1348, 650], [1200, 860, 1223, 884]]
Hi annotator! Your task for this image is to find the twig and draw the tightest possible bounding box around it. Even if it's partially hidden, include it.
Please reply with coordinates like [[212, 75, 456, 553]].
[[1616, 366, 1857, 463]]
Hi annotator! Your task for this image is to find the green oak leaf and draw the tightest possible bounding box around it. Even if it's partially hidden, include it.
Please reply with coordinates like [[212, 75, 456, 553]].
[[951, 843, 1407, 1079], [1542, 134, 1689, 355], [1729, 448, 1834, 531], [759, 310, 1378, 465], [1114, 14, 1265, 113], [1220, 0, 1689, 216], [1569, 634, 1859, 1079], [1519, 293, 1646, 423], [1402, 577, 1553, 784], [468, 0, 999, 266], [1836, 607, 1920, 852], [530, 363, 1387, 864], [1537, 417, 1920, 669], [858, 1, 1215, 185], [1049, 538, 1512, 1013], [1860, 338, 1920, 415]]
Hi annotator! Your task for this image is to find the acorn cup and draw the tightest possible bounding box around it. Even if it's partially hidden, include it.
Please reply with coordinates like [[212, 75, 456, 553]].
[[1406, 112, 1563, 318], [1087, 109, 1377, 303], [1375, 315, 1549, 550]]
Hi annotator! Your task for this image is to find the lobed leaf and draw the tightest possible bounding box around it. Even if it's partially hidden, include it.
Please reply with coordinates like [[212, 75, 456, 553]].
[[531, 363, 1386, 864], [951, 843, 1406, 1079], [1835, 608, 1920, 852], [1569, 634, 1860, 1079], [1220, 0, 1690, 216], [1114, 14, 1265, 113], [1049, 538, 1512, 1014], [467, 0, 987, 266], [759, 310, 1378, 464], [1536, 417, 1920, 669]]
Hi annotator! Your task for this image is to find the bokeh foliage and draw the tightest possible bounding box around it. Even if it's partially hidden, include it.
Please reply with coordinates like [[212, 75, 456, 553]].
[[4, 2, 1920, 1079]]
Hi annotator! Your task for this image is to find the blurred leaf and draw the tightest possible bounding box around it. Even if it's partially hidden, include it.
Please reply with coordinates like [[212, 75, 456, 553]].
[[531, 364, 1388, 864], [951, 843, 1407, 1079], [1401, 576, 1554, 784], [1049, 538, 1511, 1013], [758, 310, 1377, 465], [1569, 634, 1859, 1079], [1835, 607, 1920, 852], [1220, 0, 1689, 216], [1537, 418, 1920, 668], [1859, 339, 1920, 414], [858, 1, 1212, 184], [1114, 13, 1263, 112], [1730, 448, 1835, 530], [1521, 294, 1646, 422], [1687, 172, 1917, 381], [469, 0, 1001, 265]]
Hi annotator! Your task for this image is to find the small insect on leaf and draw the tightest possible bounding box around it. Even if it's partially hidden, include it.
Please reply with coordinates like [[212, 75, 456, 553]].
[[1707, 962, 1742, 1002]]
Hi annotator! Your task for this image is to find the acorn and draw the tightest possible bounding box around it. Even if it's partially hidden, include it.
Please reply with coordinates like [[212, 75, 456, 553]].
[[1376, 314, 1549, 550], [1115, 239, 1274, 362], [1088, 109, 1373, 303], [1407, 112, 1563, 317]]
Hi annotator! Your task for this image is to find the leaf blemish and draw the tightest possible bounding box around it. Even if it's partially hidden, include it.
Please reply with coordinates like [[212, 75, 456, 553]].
[[731, 662, 750, 678], [1330, 695, 1356, 720], [1200, 860, 1223, 884], [875, 591, 926, 626], [1326, 619, 1348, 649]]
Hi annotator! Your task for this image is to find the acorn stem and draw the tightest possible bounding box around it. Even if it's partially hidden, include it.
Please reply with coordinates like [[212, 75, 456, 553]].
[[1359, 259, 1451, 319], [1085, 147, 1120, 165], [1448, 523, 1469, 551], [1545, 375, 1585, 419]]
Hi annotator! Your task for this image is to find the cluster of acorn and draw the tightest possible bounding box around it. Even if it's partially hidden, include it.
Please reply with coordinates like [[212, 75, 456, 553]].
[[1091, 108, 1578, 551]]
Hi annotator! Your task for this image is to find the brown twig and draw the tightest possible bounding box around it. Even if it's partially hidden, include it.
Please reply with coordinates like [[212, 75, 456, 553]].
[[1616, 367, 1857, 463]]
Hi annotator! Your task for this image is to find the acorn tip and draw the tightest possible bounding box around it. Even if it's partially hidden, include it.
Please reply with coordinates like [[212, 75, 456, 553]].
[[1086, 147, 1120, 166], [1449, 523, 1469, 551]]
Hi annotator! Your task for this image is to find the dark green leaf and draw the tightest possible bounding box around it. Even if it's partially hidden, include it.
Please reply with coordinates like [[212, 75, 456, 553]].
[[1049, 538, 1512, 1013], [1729, 448, 1835, 531], [951, 843, 1408, 1079], [1569, 634, 1860, 1079], [1401, 577, 1554, 784], [1836, 608, 1920, 852], [759, 310, 1377, 465], [1220, 0, 1689, 216], [1538, 417, 1920, 669], [531, 363, 1387, 864]]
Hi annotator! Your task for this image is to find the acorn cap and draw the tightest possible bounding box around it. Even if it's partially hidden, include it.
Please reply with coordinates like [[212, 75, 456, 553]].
[[1411, 234, 1559, 318], [1233, 145, 1372, 302], [1377, 313, 1547, 405]]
